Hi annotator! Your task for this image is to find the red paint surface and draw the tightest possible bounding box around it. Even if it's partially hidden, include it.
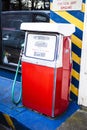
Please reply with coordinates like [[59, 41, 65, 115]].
[[22, 63, 55, 116], [22, 36, 71, 117]]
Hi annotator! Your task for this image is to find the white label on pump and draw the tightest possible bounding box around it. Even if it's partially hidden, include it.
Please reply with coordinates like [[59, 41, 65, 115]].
[[25, 34, 57, 61]]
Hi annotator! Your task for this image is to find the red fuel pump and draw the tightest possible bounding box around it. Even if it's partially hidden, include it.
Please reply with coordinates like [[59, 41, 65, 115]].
[[20, 23, 75, 117]]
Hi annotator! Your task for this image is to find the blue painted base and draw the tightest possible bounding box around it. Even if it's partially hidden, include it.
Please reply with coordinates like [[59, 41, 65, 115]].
[[0, 75, 79, 130]]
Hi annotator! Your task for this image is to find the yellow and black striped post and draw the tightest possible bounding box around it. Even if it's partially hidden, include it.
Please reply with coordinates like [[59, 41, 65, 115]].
[[50, 0, 86, 102], [0, 112, 16, 130], [0, 112, 29, 130]]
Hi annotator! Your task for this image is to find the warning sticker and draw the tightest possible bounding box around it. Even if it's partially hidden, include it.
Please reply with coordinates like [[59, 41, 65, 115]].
[[52, 0, 82, 11]]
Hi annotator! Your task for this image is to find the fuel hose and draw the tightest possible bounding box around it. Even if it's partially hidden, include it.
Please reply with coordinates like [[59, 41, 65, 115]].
[[11, 48, 23, 105], [11, 57, 22, 105]]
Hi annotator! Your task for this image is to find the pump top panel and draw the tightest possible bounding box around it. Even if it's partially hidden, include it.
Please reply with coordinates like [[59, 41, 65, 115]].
[[20, 23, 75, 36]]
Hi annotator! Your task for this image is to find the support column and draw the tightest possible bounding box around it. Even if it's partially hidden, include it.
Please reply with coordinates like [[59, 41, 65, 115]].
[[78, 1, 87, 106]]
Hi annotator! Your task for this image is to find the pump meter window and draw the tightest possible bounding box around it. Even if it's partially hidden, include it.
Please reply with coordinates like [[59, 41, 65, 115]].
[[25, 33, 57, 61]]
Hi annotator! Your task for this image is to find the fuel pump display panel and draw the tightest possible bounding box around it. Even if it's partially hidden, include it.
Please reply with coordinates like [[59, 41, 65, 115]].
[[25, 33, 57, 61]]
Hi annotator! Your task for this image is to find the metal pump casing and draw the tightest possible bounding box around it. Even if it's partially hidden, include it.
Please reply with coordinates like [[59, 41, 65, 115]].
[[20, 23, 75, 117]]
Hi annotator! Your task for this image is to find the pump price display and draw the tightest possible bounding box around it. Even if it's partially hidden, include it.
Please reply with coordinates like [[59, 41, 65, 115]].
[[25, 34, 57, 61]]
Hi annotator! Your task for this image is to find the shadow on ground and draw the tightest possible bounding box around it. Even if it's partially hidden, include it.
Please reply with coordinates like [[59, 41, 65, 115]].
[[57, 108, 87, 130]]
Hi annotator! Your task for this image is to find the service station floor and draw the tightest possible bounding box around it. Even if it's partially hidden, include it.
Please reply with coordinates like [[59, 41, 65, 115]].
[[57, 108, 87, 130], [0, 69, 87, 130]]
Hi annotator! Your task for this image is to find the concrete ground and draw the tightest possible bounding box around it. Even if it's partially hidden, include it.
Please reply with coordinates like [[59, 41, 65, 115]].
[[57, 107, 87, 130]]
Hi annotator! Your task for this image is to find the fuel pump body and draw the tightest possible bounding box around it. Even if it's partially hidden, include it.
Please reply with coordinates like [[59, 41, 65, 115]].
[[21, 23, 75, 117]]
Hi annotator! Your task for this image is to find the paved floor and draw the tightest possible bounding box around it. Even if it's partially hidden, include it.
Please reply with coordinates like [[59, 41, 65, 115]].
[[57, 107, 87, 130], [1, 108, 87, 130]]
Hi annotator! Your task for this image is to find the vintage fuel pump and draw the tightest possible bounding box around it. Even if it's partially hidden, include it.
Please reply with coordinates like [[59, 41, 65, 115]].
[[20, 23, 75, 117]]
